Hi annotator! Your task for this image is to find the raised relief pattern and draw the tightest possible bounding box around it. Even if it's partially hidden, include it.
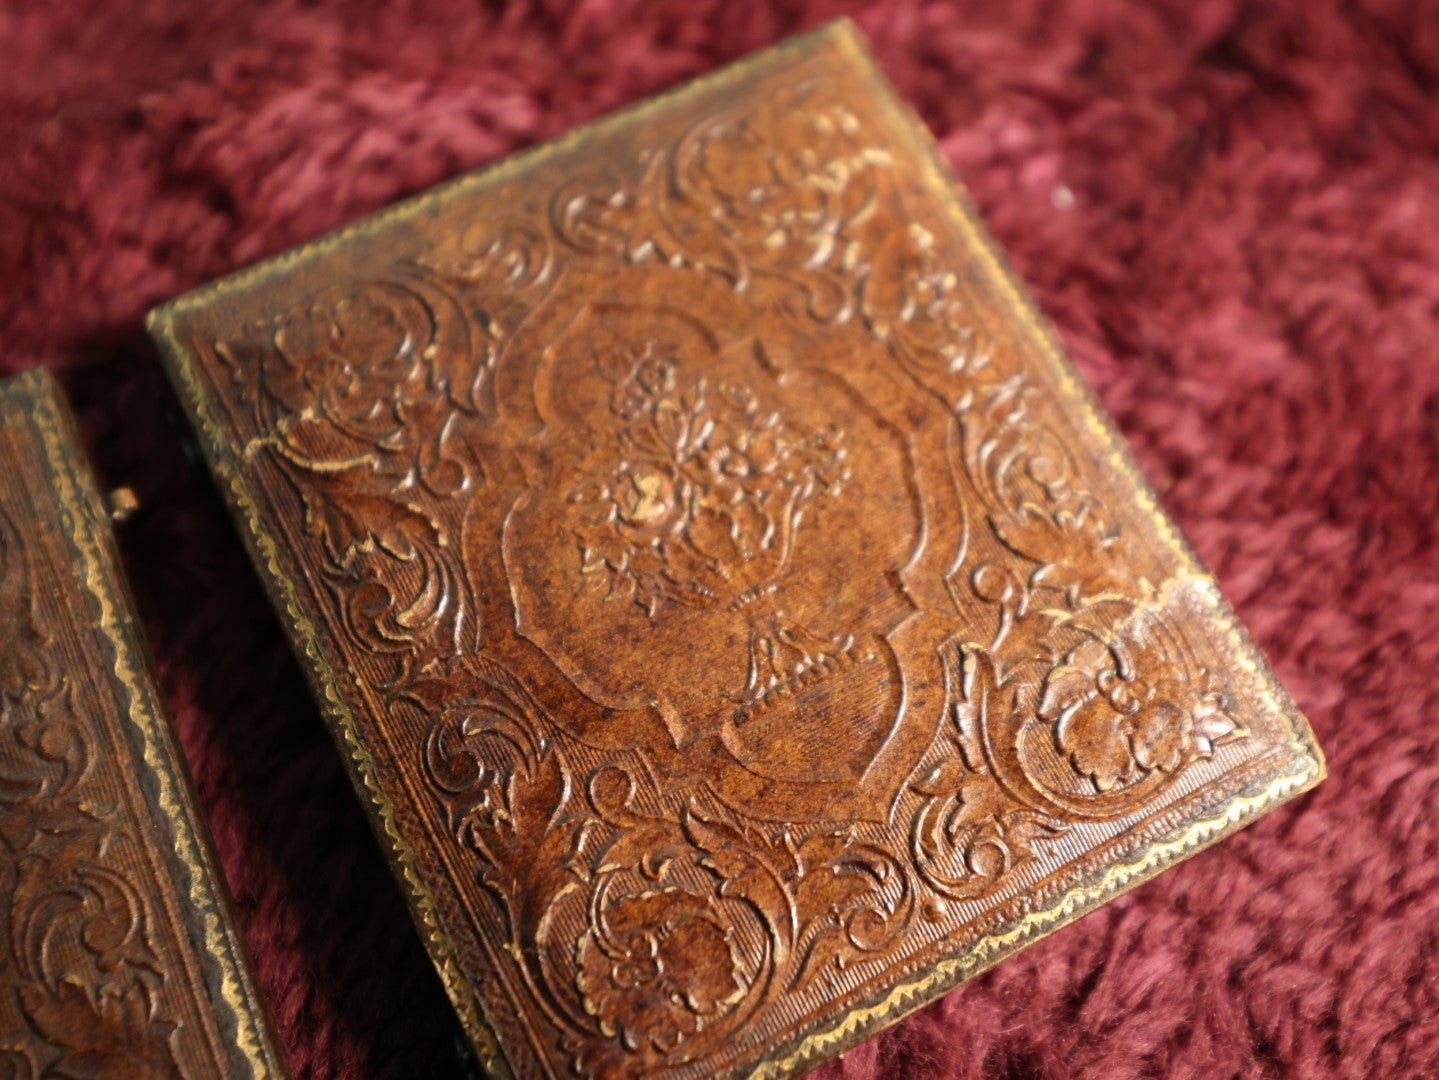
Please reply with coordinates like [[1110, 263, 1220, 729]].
[[194, 42, 1283, 1080], [0, 383, 281, 1079], [0, 494, 188, 1077], [567, 345, 848, 620]]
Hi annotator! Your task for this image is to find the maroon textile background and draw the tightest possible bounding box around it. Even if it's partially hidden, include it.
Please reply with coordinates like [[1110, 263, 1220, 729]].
[[3, 1, 1436, 1076]]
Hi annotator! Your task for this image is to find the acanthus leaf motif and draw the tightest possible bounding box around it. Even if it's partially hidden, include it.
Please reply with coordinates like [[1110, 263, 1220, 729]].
[[682, 808, 796, 959], [274, 442, 442, 568], [909, 650, 1069, 902], [1038, 628, 1246, 795], [195, 69, 1270, 1077], [19, 978, 182, 1080], [0, 490, 192, 1076]]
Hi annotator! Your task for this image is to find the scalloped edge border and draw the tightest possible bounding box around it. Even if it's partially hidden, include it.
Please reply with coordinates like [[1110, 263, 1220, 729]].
[[145, 20, 1324, 1080], [0, 369, 288, 1079]]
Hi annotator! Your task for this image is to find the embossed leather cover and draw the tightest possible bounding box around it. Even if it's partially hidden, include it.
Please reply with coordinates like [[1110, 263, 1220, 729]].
[[147, 21, 1323, 1080], [0, 370, 287, 1078]]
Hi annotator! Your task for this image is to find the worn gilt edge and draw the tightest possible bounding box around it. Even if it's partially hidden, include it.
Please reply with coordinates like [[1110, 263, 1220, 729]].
[[143, 17, 1326, 1080], [842, 27, 1326, 775], [0, 370, 284, 1079], [144, 24, 873, 1079], [738, 754, 1321, 1080], [143, 340, 512, 1078]]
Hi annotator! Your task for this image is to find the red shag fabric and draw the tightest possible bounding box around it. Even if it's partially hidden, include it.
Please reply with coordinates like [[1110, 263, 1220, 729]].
[[2, 1, 1436, 1076]]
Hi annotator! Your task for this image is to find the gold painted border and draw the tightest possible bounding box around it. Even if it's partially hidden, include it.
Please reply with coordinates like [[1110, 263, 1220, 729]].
[[0, 369, 287, 1079], [742, 755, 1319, 1080], [845, 26, 1325, 771], [153, 329, 511, 1077], [146, 19, 1324, 1080]]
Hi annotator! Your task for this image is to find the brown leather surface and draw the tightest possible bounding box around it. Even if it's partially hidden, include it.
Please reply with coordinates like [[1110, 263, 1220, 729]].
[[0, 370, 287, 1078], [147, 22, 1323, 1080]]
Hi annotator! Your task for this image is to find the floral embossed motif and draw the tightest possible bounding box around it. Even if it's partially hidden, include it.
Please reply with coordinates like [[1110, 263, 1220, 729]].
[[1039, 634, 1245, 793], [575, 886, 743, 1057], [0, 495, 187, 1077], [420, 676, 920, 1076], [567, 345, 849, 619], [260, 286, 432, 426], [504, 304, 951, 816], [215, 233, 558, 681], [171, 33, 1312, 1080]]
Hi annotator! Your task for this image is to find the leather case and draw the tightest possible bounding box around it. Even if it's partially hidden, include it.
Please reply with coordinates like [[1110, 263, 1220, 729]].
[[147, 21, 1323, 1079], [0, 370, 287, 1078]]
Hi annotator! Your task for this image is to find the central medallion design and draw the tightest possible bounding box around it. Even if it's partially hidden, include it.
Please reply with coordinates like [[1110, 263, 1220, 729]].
[[503, 302, 957, 821], [564, 343, 863, 724]]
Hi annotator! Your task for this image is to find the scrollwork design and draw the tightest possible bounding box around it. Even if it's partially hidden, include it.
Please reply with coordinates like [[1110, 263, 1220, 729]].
[[208, 65, 1263, 1073], [417, 664, 917, 1075], [910, 745, 1066, 904], [0, 500, 183, 1075], [534, 80, 1257, 898], [0, 509, 88, 833], [551, 81, 885, 322], [939, 367, 1247, 821], [10, 859, 181, 1077], [957, 375, 1142, 608], [217, 279, 475, 675], [862, 222, 1000, 383], [419, 673, 754, 1074], [543, 76, 1237, 819], [906, 601, 1243, 900], [215, 223, 556, 680], [947, 616, 1246, 826]]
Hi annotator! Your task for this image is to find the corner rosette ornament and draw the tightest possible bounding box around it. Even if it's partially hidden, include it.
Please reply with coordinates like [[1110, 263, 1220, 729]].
[[1039, 634, 1246, 793], [576, 885, 743, 1060], [217, 277, 482, 502], [676, 96, 884, 253], [267, 289, 420, 421]]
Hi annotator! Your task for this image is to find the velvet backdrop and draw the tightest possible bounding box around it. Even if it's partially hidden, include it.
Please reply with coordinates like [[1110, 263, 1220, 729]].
[[3, 1, 1436, 1076]]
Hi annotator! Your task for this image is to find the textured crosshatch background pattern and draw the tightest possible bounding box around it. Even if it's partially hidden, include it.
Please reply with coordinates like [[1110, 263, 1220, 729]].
[[147, 24, 1321, 1078], [1, 1, 1436, 1077], [0, 372, 287, 1078]]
